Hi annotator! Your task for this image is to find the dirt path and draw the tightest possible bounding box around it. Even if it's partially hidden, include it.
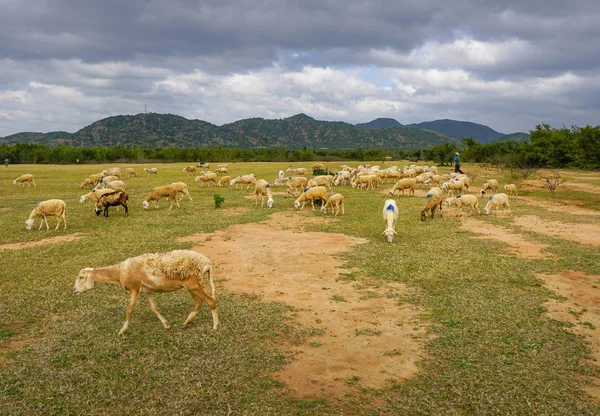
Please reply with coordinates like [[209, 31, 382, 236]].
[[460, 218, 554, 259], [522, 199, 600, 217], [0, 233, 87, 251], [176, 212, 428, 398], [538, 271, 600, 399], [514, 215, 600, 247]]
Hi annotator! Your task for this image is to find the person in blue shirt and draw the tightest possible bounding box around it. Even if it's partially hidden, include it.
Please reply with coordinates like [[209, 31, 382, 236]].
[[454, 152, 464, 174]]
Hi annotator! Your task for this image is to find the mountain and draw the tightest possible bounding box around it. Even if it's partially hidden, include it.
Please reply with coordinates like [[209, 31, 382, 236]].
[[407, 119, 505, 143], [356, 118, 403, 129], [0, 113, 457, 150]]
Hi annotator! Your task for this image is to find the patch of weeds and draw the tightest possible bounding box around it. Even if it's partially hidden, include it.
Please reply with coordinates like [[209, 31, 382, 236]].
[[383, 349, 403, 356], [345, 376, 361, 386], [355, 328, 382, 337], [360, 290, 383, 300], [336, 272, 357, 282], [331, 295, 347, 302], [309, 341, 325, 347], [304, 327, 325, 337], [582, 322, 596, 330]]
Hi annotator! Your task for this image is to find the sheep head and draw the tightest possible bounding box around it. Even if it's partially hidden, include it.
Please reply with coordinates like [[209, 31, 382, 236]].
[[25, 219, 34, 230], [420, 210, 427, 221], [13, 180, 17, 185], [382, 228, 397, 243], [142, 200, 150, 210], [73, 268, 95, 295], [267, 197, 275, 208], [294, 200, 301, 209]]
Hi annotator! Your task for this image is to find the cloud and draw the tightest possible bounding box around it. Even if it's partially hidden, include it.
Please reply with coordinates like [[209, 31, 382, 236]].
[[0, 0, 599, 137]]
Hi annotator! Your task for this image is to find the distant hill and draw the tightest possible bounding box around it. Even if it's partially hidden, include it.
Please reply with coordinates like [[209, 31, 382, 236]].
[[356, 118, 402, 129], [407, 119, 505, 143], [0, 113, 457, 151], [494, 132, 530, 143]]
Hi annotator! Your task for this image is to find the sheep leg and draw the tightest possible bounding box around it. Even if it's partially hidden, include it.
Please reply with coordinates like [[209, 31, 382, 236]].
[[55, 216, 61, 230], [119, 290, 140, 335], [43, 216, 50, 230], [185, 191, 193, 201], [147, 294, 170, 329], [168, 197, 174, 210], [175, 197, 181, 208], [123, 204, 129, 217]]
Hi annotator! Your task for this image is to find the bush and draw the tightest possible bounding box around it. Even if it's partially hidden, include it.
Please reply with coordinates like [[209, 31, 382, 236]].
[[213, 193, 225, 208]]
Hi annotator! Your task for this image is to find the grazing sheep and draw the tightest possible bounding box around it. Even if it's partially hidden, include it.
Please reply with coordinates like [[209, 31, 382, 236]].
[[504, 184, 518, 196], [80, 188, 117, 204], [382, 199, 399, 243], [73, 250, 219, 335], [144, 167, 158, 177], [217, 163, 228, 169], [333, 170, 353, 186], [424, 175, 442, 188], [286, 176, 309, 195], [321, 193, 344, 216], [183, 166, 196, 176], [480, 179, 499, 197], [143, 185, 178, 210], [126, 168, 137, 178], [102, 167, 122, 178], [308, 175, 334, 189], [230, 174, 256, 190], [95, 191, 129, 217], [197, 162, 210, 168], [286, 167, 307, 176], [194, 172, 218, 187], [484, 193, 511, 215], [103, 180, 126, 192], [294, 186, 329, 210], [312, 163, 324, 170], [420, 187, 444, 221], [254, 179, 275, 208], [389, 178, 416, 198], [94, 175, 120, 190], [25, 199, 67, 230], [169, 182, 193, 203], [218, 175, 231, 187], [444, 194, 480, 216], [80, 173, 104, 189], [13, 174, 36, 187], [441, 180, 466, 197], [215, 166, 228, 175], [351, 174, 378, 190]]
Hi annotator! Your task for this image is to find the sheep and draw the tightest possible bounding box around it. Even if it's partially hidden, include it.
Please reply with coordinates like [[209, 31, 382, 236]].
[[484, 193, 511, 215], [80, 173, 104, 188], [308, 175, 334, 189], [218, 176, 231, 187], [444, 194, 480, 216], [321, 193, 344, 216], [102, 167, 122, 178], [95, 191, 129, 217], [441, 180, 466, 197], [389, 178, 416, 198], [283, 176, 307, 196], [73, 250, 219, 335], [194, 172, 218, 187], [80, 188, 118, 204], [103, 180, 126, 192], [197, 162, 210, 168], [382, 199, 399, 243], [217, 163, 228, 169], [230, 174, 256, 190], [333, 170, 352, 186], [13, 174, 36, 187], [420, 187, 444, 221], [286, 167, 307, 176], [480, 179, 499, 197], [215, 166, 228, 175], [294, 186, 329, 210], [183, 166, 196, 176], [253, 179, 275, 208], [401, 168, 417, 178], [25, 199, 67, 231], [312, 163, 324, 170], [143, 185, 178, 210], [144, 167, 158, 177], [424, 175, 442, 188], [169, 182, 193, 203], [504, 184, 518, 196], [94, 175, 120, 190], [351, 174, 378, 190], [125, 168, 137, 178]]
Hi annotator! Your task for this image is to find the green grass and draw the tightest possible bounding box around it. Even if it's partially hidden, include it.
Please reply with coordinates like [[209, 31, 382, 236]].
[[1, 162, 600, 414]]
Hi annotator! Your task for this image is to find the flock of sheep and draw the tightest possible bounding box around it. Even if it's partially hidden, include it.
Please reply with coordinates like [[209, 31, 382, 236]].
[[14, 161, 517, 334]]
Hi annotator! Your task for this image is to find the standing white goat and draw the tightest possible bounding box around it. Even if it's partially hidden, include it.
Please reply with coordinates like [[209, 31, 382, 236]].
[[382, 199, 399, 243]]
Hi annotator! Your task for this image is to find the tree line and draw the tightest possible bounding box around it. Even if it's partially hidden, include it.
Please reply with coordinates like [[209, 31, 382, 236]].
[[2, 124, 598, 170]]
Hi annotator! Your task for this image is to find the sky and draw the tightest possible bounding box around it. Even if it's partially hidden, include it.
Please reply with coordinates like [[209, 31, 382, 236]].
[[1, 0, 599, 137]]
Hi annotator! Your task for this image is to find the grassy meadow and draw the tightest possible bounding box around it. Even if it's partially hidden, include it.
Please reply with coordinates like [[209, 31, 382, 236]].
[[1, 162, 600, 415]]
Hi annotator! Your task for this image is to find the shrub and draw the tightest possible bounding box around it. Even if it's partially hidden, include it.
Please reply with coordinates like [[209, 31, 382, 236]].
[[213, 193, 225, 208]]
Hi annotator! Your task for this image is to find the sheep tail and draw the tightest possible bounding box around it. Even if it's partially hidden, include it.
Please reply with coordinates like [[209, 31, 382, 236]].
[[204, 264, 216, 300]]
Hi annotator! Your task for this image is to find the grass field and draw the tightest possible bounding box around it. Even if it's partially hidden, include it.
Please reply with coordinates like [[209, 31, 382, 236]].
[[1, 162, 600, 415]]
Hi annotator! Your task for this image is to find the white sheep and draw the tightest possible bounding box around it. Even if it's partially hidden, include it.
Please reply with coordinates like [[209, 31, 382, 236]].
[[308, 175, 335, 189], [484, 193, 511, 215], [102, 167, 122, 178], [253, 179, 275, 208], [183, 166, 196, 176], [144, 167, 158, 177], [351, 174, 378, 190], [480, 179, 499, 197], [215, 166, 228, 175], [286, 176, 309, 195], [143, 185, 178, 210], [94, 175, 120, 189], [294, 186, 329, 210], [218, 176, 231, 187], [389, 178, 416, 198], [421, 187, 444, 221], [441, 180, 466, 197], [80, 173, 104, 188], [333, 171, 352, 186], [125, 168, 137, 178], [504, 184, 518, 196], [321, 193, 344, 216], [444, 195, 480, 216], [73, 250, 219, 335], [194, 172, 218, 187], [169, 182, 194, 203], [286, 167, 307, 176], [13, 174, 36, 187], [230, 174, 256, 190], [25, 199, 67, 231], [382, 199, 399, 243]]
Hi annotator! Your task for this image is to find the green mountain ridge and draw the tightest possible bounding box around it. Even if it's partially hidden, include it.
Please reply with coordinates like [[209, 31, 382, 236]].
[[0, 113, 458, 150]]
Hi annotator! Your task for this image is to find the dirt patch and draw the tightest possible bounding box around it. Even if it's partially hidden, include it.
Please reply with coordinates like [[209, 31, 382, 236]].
[[513, 215, 600, 247], [521, 180, 600, 194], [176, 212, 428, 398], [0, 207, 14, 212], [0, 337, 35, 366], [538, 271, 600, 399], [0, 233, 87, 251], [523, 199, 600, 217], [218, 207, 251, 217], [460, 218, 553, 259]]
